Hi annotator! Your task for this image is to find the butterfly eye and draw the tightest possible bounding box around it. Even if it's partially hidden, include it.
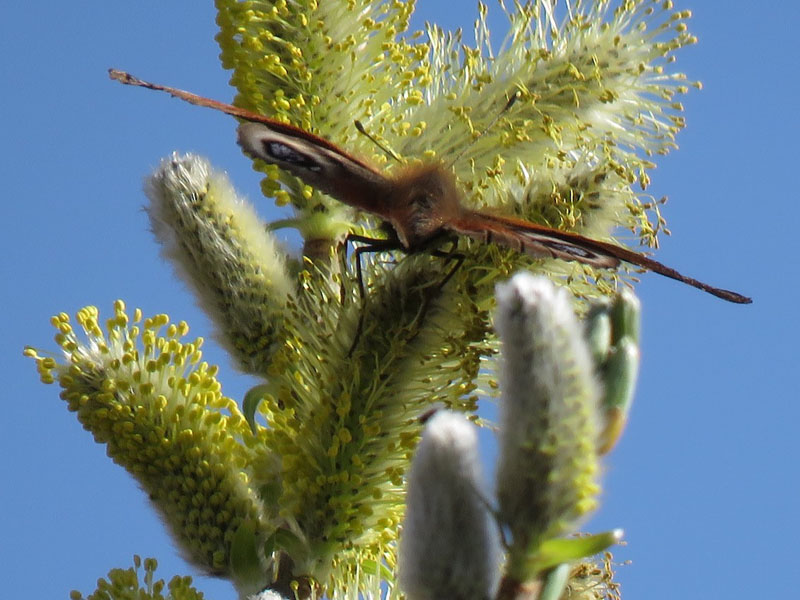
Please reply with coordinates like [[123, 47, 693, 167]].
[[410, 192, 435, 211]]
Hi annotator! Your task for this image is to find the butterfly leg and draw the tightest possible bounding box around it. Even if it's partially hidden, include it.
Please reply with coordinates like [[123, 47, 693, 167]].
[[343, 233, 404, 356], [428, 243, 465, 292], [343, 236, 463, 355], [403, 244, 465, 345]]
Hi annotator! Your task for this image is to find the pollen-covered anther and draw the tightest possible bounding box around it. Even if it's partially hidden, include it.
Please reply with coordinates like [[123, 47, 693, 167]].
[[26, 302, 268, 577]]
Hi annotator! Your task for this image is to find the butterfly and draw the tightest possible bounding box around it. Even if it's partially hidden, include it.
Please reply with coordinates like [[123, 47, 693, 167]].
[[109, 69, 751, 304]]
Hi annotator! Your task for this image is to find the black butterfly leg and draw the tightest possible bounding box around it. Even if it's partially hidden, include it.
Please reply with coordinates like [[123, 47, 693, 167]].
[[344, 234, 404, 356], [428, 245, 465, 292], [342, 236, 464, 355], [403, 245, 465, 346]]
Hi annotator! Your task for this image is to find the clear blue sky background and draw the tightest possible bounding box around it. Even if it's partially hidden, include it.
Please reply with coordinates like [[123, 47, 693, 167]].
[[2, 2, 797, 599]]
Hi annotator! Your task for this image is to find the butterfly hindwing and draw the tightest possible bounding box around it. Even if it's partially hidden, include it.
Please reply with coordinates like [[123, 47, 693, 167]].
[[450, 210, 751, 303], [449, 211, 620, 269]]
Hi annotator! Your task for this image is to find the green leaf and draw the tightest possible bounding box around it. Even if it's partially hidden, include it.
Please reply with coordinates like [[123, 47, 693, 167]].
[[610, 288, 641, 345], [585, 298, 613, 364], [531, 530, 623, 573], [537, 563, 572, 600], [259, 481, 282, 506], [602, 339, 639, 416], [360, 559, 395, 582], [230, 520, 265, 588], [243, 384, 271, 432], [268, 528, 309, 562], [598, 337, 640, 454]]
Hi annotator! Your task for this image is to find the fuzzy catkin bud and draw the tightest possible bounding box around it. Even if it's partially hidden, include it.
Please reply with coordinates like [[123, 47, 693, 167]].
[[247, 590, 290, 600], [145, 153, 294, 376], [494, 274, 601, 573], [399, 411, 499, 600], [586, 289, 641, 454]]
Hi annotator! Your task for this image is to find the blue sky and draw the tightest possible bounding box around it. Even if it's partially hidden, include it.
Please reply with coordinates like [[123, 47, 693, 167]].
[[2, 2, 797, 599]]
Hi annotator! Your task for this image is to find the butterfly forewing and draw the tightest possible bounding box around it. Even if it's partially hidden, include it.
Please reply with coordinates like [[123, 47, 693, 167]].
[[237, 122, 394, 217]]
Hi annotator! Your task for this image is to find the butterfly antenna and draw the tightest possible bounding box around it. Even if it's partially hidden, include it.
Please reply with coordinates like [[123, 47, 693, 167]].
[[109, 69, 268, 123], [446, 90, 521, 169], [354, 120, 402, 163]]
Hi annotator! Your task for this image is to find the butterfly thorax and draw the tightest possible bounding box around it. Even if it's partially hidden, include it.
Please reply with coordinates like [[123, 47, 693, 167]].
[[385, 164, 464, 249]]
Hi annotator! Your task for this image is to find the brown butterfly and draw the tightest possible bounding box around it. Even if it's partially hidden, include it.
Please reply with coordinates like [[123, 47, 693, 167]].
[[109, 69, 751, 304]]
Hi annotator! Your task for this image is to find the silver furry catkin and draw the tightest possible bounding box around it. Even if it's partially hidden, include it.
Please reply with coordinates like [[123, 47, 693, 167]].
[[145, 153, 294, 376], [494, 274, 601, 572], [399, 411, 499, 600]]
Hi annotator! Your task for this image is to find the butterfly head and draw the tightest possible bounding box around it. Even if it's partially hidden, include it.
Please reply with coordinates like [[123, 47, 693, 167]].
[[386, 164, 463, 249]]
